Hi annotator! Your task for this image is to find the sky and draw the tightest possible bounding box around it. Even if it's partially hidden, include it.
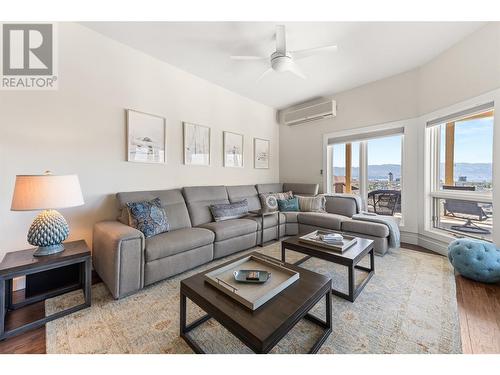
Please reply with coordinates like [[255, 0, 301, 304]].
[[332, 134, 401, 167], [440, 117, 493, 164], [333, 116, 493, 167]]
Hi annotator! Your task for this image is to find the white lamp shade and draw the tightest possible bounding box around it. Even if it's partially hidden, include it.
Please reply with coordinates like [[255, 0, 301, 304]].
[[11, 174, 84, 211]]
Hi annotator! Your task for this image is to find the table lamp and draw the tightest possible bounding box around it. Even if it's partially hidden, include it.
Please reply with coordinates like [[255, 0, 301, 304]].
[[10, 171, 84, 257]]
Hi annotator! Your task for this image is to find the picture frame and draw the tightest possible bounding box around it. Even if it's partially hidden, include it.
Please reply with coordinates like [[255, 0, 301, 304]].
[[126, 109, 166, 164], [254, 137, 270, 169], [223, 131, 244, 168], [183, 122, 211, 166]]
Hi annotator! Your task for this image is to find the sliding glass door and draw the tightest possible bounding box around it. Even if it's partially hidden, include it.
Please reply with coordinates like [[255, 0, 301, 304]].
[[328, 130, 404, 218], [366, 135, 402, 216]]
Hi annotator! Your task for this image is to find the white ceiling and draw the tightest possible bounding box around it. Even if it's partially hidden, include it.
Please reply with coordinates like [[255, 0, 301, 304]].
[[83, 22, 485, 109]]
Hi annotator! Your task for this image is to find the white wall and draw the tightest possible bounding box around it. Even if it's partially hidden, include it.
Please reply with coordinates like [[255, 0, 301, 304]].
[[280, 22, 500, 245], [0, 23, 279, 260]]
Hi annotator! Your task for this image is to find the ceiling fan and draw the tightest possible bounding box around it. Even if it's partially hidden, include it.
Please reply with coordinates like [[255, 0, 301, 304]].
[[230, 25, 338, 82]]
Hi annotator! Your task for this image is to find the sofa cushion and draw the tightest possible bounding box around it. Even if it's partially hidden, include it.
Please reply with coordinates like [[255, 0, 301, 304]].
[[259, 191, 293, 213], [298, 212, 348, 231], [126, 198, 169, 238], [182, 186, 229, 226], [116, 189, 191, 231], [245, 213, 286, 230], [283, 183, 319, 196], [145, 227, 215, 262], [341, 219, 390, 238], [297, 195, 326, 212], [199, 219, 258, 242], [282, 211, 299, 223], [210, 200, 249, 222], [278, 197, 299, 212], [256, 183, 283, 195], [325, 195, 358, 217], [226, 185, 261, 211]]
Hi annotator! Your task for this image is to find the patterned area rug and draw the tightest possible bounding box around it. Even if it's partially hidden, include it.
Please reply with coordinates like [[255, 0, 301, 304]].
[[45, 243, 462, 354]]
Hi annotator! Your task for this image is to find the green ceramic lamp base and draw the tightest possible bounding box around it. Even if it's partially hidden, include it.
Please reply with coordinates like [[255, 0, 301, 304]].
[[28, 209, 70, 257]]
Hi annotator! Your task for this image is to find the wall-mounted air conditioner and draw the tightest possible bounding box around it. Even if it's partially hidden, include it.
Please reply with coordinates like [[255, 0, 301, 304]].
[[280, 98, 336, 126]]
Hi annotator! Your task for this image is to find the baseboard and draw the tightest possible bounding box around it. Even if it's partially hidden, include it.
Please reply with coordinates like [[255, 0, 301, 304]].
[[417, 235, 449, 256]]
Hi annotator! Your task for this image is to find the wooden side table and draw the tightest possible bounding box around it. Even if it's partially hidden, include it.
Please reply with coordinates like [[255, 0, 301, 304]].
[[248, 209, 281, 247], [0, 240, 91, 341]]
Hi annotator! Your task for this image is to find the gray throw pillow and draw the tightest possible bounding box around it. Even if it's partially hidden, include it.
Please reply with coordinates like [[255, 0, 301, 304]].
[[297, 195, 326, 212], [210, 199, 249, 222], [259, 191, 293, 212]]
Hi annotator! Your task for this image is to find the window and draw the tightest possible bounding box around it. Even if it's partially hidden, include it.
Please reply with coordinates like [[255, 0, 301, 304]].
[[332, 142, 360, 195], [328, 129, 404, 218], [367, 135, 402, 216], [427, 104, 494, 241]]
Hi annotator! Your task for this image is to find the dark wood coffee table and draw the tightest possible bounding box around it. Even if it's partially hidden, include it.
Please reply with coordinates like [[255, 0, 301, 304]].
[[281, 235, 374, 302], [180, 252, 332, 354]]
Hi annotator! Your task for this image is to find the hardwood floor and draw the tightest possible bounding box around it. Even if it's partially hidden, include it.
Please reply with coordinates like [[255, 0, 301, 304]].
[[1, 247, 499, 354]]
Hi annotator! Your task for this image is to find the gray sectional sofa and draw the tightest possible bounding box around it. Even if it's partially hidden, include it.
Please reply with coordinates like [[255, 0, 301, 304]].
[[93, 182, 392, 299]]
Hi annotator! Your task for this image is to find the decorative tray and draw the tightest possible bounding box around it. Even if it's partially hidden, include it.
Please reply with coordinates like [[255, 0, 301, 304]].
[[299, 230, 357, 252], [204, 254, 299, 310], [233, 269, 271, 283]]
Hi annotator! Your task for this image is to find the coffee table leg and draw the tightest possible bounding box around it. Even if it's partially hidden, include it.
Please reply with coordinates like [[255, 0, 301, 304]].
[[180, 290, 211, 354], [304, 289, 332, 354], [348, 265, 355, 302], [281, 242, 286, 262]]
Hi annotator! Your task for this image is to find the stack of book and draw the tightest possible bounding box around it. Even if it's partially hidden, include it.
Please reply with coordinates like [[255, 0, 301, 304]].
[[318, 233, 344, 245]]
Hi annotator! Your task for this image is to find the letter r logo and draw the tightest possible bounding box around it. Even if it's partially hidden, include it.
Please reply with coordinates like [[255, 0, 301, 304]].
[[2, 24, 53, 75]]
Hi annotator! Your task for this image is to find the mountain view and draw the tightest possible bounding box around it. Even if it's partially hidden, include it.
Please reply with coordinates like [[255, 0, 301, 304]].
[[334, 163, 492, 182]]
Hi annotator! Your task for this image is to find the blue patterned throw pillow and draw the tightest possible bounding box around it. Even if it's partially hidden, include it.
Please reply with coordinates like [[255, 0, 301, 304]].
[[126, 198, 169, 238], [278, 197, 299, 212], [210, 199, 249, 222]]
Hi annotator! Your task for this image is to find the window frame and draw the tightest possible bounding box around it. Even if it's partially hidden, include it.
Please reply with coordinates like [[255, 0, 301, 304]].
[[326, 128, 405, 222], [425, 105, 494, 241]]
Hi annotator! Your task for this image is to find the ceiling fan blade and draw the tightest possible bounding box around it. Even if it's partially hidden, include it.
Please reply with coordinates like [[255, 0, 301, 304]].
[[291, 45, 338, 60], [286, 61, 306, 79], [256, 68, 274, 83], [276, 25, 286, 54], [230, 55, 267, 60]]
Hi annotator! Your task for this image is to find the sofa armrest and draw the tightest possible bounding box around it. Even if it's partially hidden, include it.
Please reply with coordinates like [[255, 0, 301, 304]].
[[93, 220, 145, 299], [325, 195, 358, 217]]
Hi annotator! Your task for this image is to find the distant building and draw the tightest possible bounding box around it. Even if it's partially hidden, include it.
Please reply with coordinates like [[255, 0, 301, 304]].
[[458, 176, 467, 182], [388, 172, 394, 182]]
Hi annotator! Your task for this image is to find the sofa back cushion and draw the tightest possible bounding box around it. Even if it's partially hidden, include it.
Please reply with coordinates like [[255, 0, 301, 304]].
[[283, 183, 319, 196], [255, 183, 283, 195], [325, 195, 358, 217], [226, 185, 261, 211], [116, 189, 192, 231], [182, 185, 229, 226]]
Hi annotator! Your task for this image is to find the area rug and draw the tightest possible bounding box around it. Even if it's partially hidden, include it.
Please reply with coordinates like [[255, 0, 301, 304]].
[[45, 243, 462, 354]]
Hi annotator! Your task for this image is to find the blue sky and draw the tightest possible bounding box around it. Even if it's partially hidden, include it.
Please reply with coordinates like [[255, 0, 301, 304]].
[[440, 118, 493, 163], [333, 117, 493, 167], [333, 135, 401, 167]]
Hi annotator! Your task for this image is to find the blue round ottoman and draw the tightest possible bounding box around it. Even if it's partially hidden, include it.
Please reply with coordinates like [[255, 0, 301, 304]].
[[448, 239, 500, 283]]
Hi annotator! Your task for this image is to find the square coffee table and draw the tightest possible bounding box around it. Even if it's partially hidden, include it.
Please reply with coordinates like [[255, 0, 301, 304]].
[[180, 252, 332, 354], [281, 235, 374, 302]]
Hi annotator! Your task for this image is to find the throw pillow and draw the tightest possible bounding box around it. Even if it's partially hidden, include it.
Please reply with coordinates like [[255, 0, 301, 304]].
[[278, 197, 299, 212], [297, 195, 326, 212], [210, 199, 249, 222], [259, 191, 293, 212], [126, 198, 169, 238]]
